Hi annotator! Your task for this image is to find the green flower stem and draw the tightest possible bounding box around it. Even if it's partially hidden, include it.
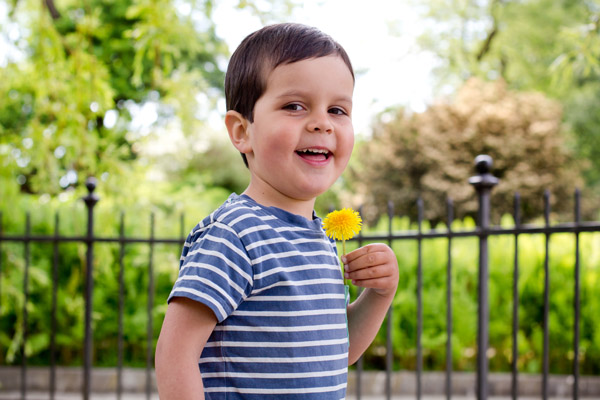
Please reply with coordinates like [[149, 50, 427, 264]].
[[342, 238, 349, 285]]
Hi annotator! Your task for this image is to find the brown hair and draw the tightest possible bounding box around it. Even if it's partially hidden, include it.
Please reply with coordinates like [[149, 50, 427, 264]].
[[225, 23, 354, 166]]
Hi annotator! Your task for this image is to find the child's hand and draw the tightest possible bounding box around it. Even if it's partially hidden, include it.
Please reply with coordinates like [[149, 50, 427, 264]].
[[341, 243, 399, 298]]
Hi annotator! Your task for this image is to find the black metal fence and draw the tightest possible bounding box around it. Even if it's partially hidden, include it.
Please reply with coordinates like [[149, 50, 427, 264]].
[[0, 154, 598, 400]]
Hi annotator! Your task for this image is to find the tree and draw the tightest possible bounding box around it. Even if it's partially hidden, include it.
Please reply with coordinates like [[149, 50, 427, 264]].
[[414, 0, 600, 188], [352, 78, 583, 224], [0, 0, 229, 197]]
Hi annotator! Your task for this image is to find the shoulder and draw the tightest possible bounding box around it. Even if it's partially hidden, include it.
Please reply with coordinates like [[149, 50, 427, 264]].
[[186, 194, 262, 241]]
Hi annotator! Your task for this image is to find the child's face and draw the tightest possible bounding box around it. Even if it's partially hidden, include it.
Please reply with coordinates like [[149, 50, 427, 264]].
[[244, 55, 355, 206]]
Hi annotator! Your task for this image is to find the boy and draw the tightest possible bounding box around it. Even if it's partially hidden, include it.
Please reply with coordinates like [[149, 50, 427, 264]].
[[155, 23, 399, 399]]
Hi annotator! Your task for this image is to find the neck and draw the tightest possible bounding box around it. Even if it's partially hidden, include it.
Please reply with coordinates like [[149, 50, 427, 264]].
[[242, 185, 316, 220]]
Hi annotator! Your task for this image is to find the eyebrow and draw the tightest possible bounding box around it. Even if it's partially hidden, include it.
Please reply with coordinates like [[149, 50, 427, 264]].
[[276, 90, 353, 105]]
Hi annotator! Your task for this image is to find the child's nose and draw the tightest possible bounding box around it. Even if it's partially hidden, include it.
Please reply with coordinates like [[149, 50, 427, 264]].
[[307, 112, 333, 133]]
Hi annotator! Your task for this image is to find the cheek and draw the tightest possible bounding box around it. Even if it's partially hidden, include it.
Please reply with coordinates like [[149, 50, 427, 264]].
[[254, 130, 296, 163], [250, 121, 286, 153], [338, 133, 355, 164]]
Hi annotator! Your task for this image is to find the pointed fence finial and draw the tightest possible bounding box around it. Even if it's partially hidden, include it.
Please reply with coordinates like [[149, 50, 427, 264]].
[[469, 155, 499, 190], [83, 177, 99, 207]]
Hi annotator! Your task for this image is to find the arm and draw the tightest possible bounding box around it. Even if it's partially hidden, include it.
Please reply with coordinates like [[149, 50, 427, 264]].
[[343, 243, 399, 365], [155, 297, 218, 400]]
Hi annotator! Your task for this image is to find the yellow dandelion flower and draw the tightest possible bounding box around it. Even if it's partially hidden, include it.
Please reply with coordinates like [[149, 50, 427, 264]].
[[323, 208, 362, 285], [323, 208, 362, 242]]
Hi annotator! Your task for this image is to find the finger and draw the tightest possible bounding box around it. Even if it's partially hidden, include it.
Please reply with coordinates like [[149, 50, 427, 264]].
[[342, 243, 379, 263], [346, 263, 390, 281], [351, 276, 395, 291], [344, 249, 387, 273]]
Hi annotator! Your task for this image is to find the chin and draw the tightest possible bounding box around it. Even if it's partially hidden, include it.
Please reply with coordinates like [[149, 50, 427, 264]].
[[291, 176, 338, 200], [294, 186, 330, 201]]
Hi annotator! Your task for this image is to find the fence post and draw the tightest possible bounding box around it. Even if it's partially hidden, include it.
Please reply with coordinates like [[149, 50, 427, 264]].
[[83, 178, 99, 400], [386, 200, 394, 400], [468, 155, 498, 400]]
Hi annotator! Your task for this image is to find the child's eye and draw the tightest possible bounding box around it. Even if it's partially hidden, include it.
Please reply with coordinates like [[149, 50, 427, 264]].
[[283, 103, 303, 111], [328, 107, 347, 116]]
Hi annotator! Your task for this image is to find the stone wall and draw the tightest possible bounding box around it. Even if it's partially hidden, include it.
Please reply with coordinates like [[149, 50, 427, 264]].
[[1, 367, 599, 398]]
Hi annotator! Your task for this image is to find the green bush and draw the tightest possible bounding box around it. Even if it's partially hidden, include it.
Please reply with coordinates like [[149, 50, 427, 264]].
[[1, 197, 599, 375]]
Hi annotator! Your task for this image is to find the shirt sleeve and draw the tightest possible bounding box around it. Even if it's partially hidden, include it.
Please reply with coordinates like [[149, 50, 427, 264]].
[[168, 222, 253, 322]]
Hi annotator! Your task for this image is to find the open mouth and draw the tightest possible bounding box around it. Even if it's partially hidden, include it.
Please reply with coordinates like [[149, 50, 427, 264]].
[[296, 148, 331, 161]]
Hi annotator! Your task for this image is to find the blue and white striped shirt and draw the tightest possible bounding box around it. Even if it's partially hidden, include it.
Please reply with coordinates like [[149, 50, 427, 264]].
[[168, 194, 349, 399]]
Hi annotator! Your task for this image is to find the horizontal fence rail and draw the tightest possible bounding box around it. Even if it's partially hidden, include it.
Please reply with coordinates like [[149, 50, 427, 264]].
[[1, 155, 599, 400]]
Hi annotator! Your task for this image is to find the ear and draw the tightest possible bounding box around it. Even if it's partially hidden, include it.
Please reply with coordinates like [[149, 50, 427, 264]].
[[225, 110, 252, 154]]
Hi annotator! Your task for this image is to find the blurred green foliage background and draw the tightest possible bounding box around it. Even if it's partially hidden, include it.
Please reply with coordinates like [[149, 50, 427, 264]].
[[1, 0, 599, 375], [1, 200, 600, 374]]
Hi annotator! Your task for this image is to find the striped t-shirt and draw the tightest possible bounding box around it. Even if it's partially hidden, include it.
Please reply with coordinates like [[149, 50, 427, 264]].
[[168, 193, 349, 399]]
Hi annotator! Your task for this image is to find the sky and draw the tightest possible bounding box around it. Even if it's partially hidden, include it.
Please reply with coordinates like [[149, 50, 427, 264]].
[[211, 0, 437, 136]]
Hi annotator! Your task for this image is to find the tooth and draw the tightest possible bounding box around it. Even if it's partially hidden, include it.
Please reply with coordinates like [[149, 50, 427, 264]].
[[298, 149, 328, 154]]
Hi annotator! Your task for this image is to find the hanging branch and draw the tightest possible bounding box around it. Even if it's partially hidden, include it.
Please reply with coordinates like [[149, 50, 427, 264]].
[[476, 0, 501, 61], [44, 0, 61, 20]]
